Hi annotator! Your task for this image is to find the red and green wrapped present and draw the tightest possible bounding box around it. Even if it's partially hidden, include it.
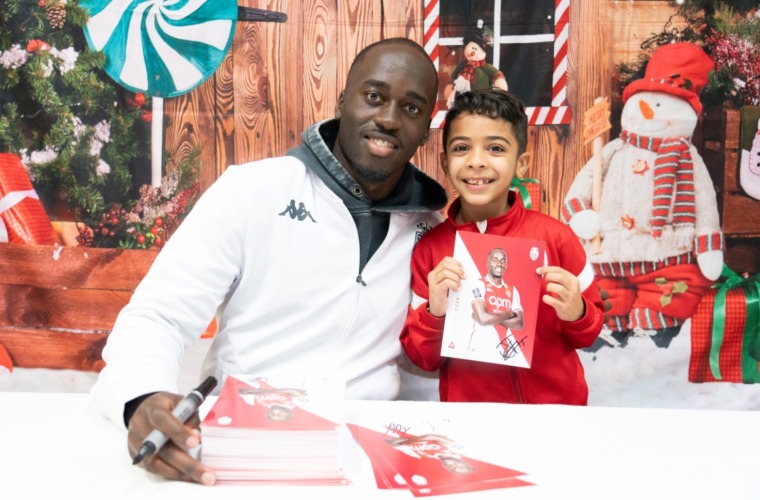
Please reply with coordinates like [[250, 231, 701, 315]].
[[0, 153, 59, 245], [688, 265, 760, 383], [510, 177, 544, 212]]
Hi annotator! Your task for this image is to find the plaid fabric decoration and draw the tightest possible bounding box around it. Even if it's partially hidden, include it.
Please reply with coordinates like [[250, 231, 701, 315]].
[[510, 178, 543, 212], [689, 269, 760, 383]]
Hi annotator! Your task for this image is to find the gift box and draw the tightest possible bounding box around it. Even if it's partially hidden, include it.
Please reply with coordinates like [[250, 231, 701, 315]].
[[510, 178, 544, 212], [0, 153, 59, 245], [688, 266, 760, 383]]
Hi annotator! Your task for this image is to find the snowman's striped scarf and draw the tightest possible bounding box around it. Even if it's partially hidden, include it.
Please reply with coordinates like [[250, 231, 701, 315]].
[[620, 130, 696, 239]]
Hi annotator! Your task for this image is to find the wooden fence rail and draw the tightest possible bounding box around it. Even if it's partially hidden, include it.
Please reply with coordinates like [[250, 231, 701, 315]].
[[0, 245, 157, 371]]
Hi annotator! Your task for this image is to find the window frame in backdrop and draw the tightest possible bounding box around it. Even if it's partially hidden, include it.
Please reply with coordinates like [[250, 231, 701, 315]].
[[423, 0, 571, 127]]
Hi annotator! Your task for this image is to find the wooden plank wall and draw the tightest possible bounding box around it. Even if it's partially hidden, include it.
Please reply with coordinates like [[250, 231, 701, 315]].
[[164, 1, 682, 219], [0, 246, 157, 370]]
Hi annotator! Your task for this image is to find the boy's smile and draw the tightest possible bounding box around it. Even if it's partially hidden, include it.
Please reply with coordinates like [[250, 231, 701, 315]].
[[441, 113, 528, 223]]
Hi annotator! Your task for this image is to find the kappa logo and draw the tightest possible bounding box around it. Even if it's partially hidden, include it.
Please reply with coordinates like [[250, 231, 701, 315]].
[[414, 221, 433, 244], [279, 200, 316, 222]]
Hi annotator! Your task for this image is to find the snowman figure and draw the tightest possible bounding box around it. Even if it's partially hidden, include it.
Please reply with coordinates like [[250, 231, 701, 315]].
[[739, 117, 760, 200], [444, 19, 508, 109], [562, 42, 723, 348]]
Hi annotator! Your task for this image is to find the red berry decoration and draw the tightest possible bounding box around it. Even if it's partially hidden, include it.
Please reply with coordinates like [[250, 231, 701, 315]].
[[154, 217, 163, 227], [76, 225, 93, 247], [136, 234, 146, 244]]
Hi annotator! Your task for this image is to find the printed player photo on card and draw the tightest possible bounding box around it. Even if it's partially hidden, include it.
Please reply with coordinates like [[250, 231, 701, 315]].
[[441, 231, 546, 368]]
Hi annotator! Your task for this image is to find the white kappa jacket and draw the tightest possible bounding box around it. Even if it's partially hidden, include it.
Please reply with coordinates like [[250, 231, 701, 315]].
[[91, 124, 445, 429]]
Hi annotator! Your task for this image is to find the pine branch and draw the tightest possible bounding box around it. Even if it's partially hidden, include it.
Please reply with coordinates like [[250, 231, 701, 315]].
[[2, 0, 196, 245], [616, 1, 760, 108]]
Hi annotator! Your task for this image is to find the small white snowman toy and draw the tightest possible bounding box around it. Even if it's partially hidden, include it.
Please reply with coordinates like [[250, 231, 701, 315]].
[[562, 42, 724, 348], [740, 117, 760, 200]]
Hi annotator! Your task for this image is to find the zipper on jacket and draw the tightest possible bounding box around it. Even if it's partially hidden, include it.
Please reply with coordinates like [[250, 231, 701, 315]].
[[510, 367, 524, 403], [321, 284, 363, 380], [355, 274, 367, 286]]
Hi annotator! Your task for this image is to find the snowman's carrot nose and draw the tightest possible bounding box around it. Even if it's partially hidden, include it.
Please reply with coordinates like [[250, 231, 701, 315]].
[[638, 99, 654, 120]]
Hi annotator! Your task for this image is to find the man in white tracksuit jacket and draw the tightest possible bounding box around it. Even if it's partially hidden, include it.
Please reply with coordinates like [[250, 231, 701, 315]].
[[90, 38, 447, 485]]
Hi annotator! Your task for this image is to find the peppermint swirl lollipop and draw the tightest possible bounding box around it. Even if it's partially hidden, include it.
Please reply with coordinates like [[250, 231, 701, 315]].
[[81, 0, 238, 98]]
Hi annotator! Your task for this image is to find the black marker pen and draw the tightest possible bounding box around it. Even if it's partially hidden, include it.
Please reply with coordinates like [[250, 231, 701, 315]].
[[132, 376, 218, 465]]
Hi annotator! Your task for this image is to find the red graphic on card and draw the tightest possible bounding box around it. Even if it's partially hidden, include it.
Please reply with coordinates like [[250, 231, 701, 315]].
[[203, 375, 338, 430], [347, 423, 531, 496]]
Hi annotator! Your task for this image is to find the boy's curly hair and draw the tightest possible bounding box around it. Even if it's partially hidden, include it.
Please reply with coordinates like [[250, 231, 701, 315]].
[[443, 89, 528, 156]]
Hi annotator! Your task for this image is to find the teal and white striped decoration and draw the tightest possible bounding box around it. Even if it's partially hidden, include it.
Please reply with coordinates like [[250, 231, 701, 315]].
[[81, 0, 238, 98]]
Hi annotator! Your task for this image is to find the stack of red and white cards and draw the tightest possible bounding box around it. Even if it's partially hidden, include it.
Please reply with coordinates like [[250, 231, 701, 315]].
[[200, 374, 349, 485]]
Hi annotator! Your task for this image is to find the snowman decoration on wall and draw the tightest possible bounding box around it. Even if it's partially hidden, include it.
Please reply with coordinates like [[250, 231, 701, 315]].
[[740, 117, 760, 200], [444, 19, 508, 109], [562, 42, 724, 348]]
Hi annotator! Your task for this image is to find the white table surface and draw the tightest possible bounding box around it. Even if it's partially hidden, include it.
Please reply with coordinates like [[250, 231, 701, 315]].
[[2, 392, 758, 499]]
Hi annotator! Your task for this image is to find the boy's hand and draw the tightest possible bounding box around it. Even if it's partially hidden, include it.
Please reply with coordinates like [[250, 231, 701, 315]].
[[536, 266, 584, 322], [427, 257, 465, 317]]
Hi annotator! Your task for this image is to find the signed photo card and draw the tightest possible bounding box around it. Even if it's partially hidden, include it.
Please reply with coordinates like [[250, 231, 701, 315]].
[[441, 231, 545, 368], [344, 406, 532, 496]]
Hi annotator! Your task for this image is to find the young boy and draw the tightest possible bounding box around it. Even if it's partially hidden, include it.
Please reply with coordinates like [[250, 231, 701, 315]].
[[400, 89, 605, 405]]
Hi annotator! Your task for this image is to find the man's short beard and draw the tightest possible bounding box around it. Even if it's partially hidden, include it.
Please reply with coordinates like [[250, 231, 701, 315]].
[[351, 159, 392, 185]]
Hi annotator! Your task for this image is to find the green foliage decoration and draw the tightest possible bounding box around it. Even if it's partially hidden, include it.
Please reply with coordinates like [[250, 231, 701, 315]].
[[1, 0, 200, 249], [616, 1, 760, 109], [0, 0, 152, 223]]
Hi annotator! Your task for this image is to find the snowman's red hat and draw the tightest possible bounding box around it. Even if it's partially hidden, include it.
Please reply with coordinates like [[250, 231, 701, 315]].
[[622, 42, 714, 115]]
